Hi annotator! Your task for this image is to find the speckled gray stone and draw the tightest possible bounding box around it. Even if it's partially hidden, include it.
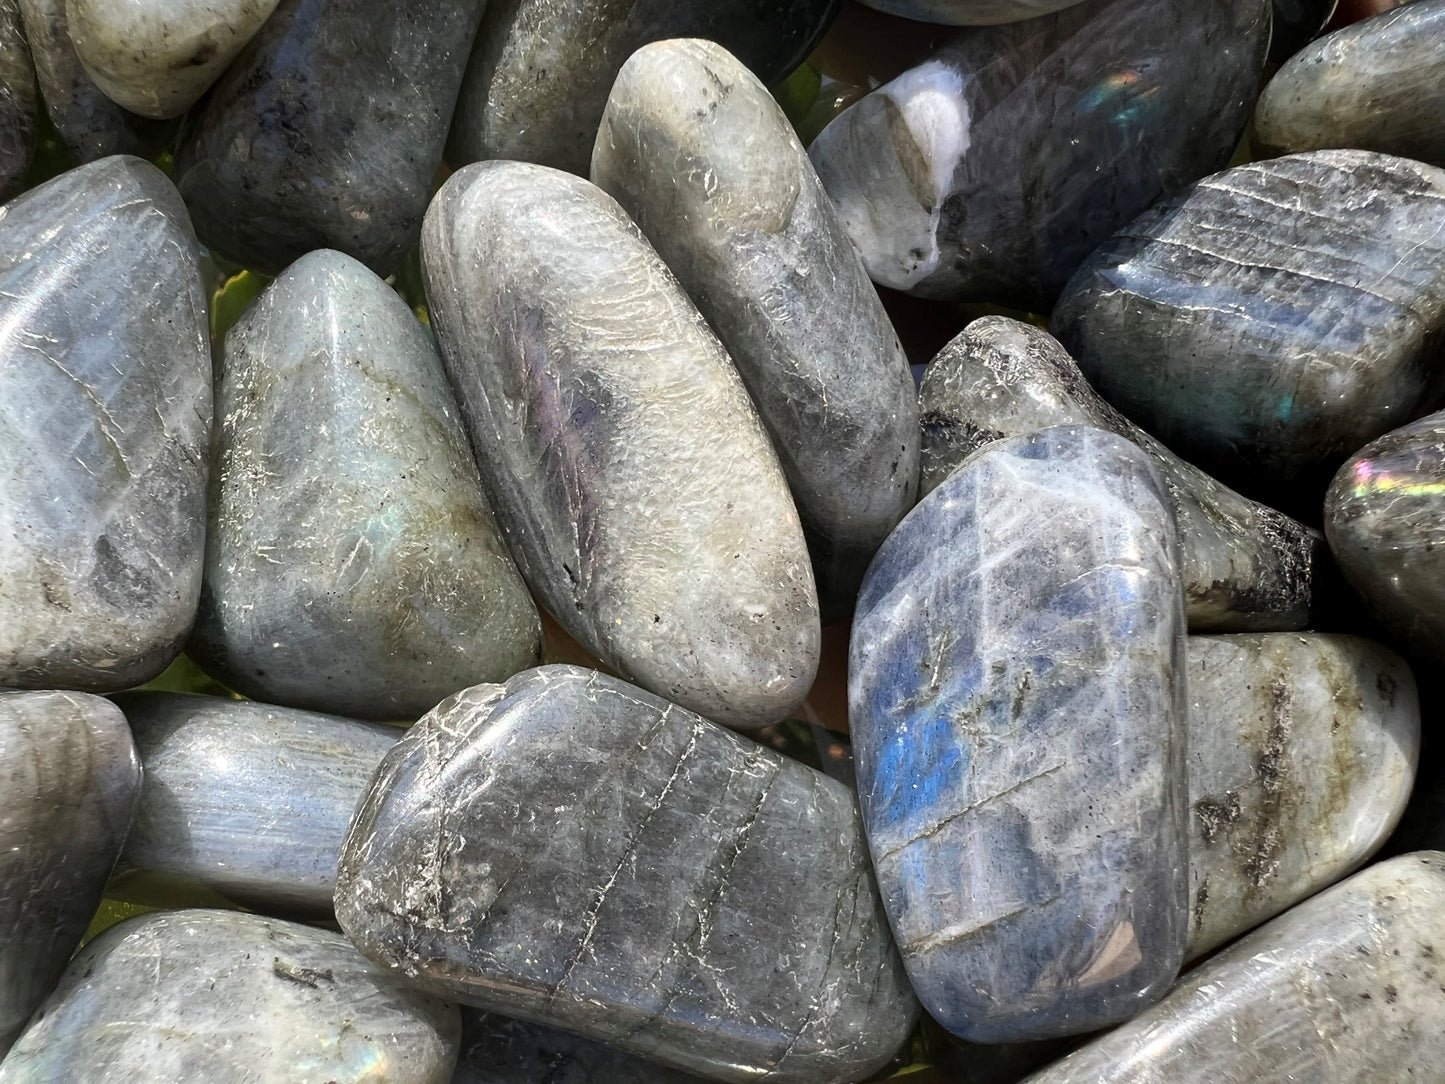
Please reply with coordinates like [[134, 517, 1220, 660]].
[[920, 318, 1321, 632], [172, 0, 485, 275], [1325, 409, 1445, 665], [189, 249, 540, 720], [67, 0, 280, 118], [1053, 150, 1445, 506], [421, 162, 820, 729], [809, 0, 1270, 308], [0, 690, 140, 1056], [451, 1011, 706, 1084], [1024, 852, 1445, 1082], [849, 425, 1188, 1043], [445, 0, 841, 176], [0, 0, 36, 198], [0, 909, 461, 1083], [19, 0, 174, 162], [592, 40, 918, 621], [1184, 633, 1419, 959], [109, 692, 399, 915], [334, 665, 918, 1084], [0, 156, 210, 691], [855, 0, 1090, 24], [1254, 0, 1445, 168]]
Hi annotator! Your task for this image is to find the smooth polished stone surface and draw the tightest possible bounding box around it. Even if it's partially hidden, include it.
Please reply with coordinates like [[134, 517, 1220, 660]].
[[0, 909, 460, 1083], [592, 40, 918, 621], [919, 317, 1321, 632], [173, 0, 485, 275], [335, 665, 917, 1084], [422, 162, 820, 729], [1325, 409, 1445, 664], [0, 0, 36, 198], [111, 692, 399, 915], [0, 690, 140, 1055], [0, 156, 210, 691], [190, 250, 540, 719], [451, 1010, 705, 1084], [850, 426, 1188, 1043], [1184, 634, 1418, 959], [19, 0, 173, 162], [67, 0, 280, 118], [809, 0, 1270, 308], [446, 0, 840, 176], [855, 0, 1090, 24], [1255, 0, 1445, 168], [1054, 150, 1445, 504], [1024, 852, 1445, 1082]]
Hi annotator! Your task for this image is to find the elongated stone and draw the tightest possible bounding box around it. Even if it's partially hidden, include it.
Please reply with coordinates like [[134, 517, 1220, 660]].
[[335, 665, 918, 1084], [592, 40, 918, 621], [110, 692, 399, 915], [809, 0, 1270, 308], [1254, 0, 1445, 168], [1026, 852, 1445, 1082], [452, 1010, 705, 1083], [920, 317, 1321, 632], [1184, 633, 1418, 959], [422, 162, 819, 729], [850, 425, 1188, 1043], [189, 249, 540, 719], [172, 0, 485, 276], [0, 0, 36, 198], [0, 156, 210, 691], [855, 0, 1090, 24], [1324, 409, 1445, 664], [446, 0, 840, 177], [0, 690, 140, 1056], [1054, 151, 1445, 506], [0, 909, 460, 1083], [67, 0, 281, 119], [19, 0, 173, 162]]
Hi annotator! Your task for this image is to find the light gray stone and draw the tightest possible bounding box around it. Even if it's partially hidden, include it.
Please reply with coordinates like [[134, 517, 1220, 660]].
[[592, 40, 918, 621], [1024, 853, 1445, 1082], [0, 909, 461, 1083], [0, 690, 140, 1056], [334, 665, 918, 1084], [189, 249, 540, 720], [0, 0, 36, 198], [450, 1010, 705, 1083], [110, 692, 399, 916], [0, 156, 210, 691], [855, 0, 1091, 23], [421, 162, 820, 729]]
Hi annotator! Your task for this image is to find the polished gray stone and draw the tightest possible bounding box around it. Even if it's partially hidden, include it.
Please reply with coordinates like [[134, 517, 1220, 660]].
[[0, 156, 210, 691], [592, 40, 918, 621], [1254, 0, 1445, 168], [1025, 852, 1445, 1082], [855, 0, 1091, 24], [919, 317, 1321, 632], [421, 162, 820, 729], [0, 0, 36, 198], [809, 0, 1270, 308], [0, 690, 140, 1056], [849, 425, 1188, 1043], [0, 909, 461, 1083], [1184, 633, 1419, 959], [172, 0, 485, 275], [334, 665, 918, 1084], [110, 692, 400, 915], [445, 0, 840, 176], [190, 249, 540, 720], [1054, 150, 1445, 506], [1325, 408, 1445, 665], [451, 1010, 705, 1084]]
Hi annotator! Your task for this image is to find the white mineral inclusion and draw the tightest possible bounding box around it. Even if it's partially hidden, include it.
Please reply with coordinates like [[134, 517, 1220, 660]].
[[812, 60, 970, 292]]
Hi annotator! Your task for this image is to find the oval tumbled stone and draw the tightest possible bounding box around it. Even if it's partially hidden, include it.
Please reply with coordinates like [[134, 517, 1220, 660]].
[[849, 425, 1188, 1043], [421, 162, 820, 729], [334, 665, 918, 1084]]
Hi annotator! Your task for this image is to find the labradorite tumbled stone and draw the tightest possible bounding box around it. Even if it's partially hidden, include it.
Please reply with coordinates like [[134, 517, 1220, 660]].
[[850, 425, 1188, 1043], [173, 0, 485, 275], [0, 0, 36, 198], [334, 665, 918, 1084], [421, 162, 820, 729], [190, 249, 540, 720], [855, 0, 1091, 24], [0, 156, 210, 691], [1053, 150, 1445, 507], [592, 39, 919, 621]]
